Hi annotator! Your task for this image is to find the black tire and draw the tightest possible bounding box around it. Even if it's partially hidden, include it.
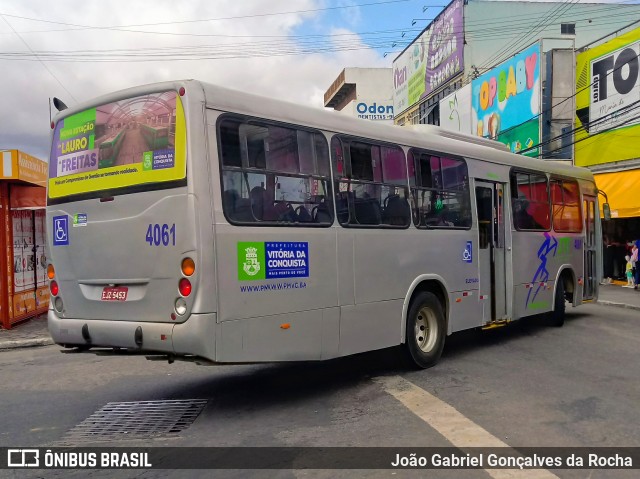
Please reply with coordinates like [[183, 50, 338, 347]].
[[404, 291, 446, 369], [549, 279, 566, 327]]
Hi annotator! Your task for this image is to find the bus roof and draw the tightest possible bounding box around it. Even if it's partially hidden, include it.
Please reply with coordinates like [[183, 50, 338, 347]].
[[53, 79, 594, 183], [197, 81, 593, 182]]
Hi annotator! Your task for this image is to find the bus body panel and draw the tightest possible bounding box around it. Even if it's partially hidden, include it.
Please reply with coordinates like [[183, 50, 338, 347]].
[[48, 309, 217, 360], [47, 189, 196, 322], [45, 80, 601, 365], [214, 225, 338, 322], [217, 309, 325, 362]]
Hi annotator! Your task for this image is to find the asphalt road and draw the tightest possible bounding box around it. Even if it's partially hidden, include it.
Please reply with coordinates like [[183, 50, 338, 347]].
[[1, 303, 638, 479]]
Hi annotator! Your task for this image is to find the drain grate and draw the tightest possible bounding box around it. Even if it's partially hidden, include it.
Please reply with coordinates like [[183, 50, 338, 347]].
[[59, 399, 208, 445]]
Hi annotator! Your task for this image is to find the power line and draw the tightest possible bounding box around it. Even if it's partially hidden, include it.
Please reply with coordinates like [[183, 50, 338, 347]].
[[475, 50, 640, 145], [1, 11, 638, 63], [477, 0, 581, 72], [542, 111, 640, 158], [0, 14, 76, 102], [519, 100, 640, 156], [0, 0, 412, 35]]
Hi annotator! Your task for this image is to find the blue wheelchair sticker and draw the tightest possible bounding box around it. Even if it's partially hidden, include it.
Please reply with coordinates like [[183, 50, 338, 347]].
[[53, 215, 69, 246], [463, 241, 473, 263]]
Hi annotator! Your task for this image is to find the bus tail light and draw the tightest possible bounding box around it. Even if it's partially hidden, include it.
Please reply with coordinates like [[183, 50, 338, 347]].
[[47, 264, 55, 280], [50, 280, 59, 296], [181, 257, 195, 276], [179, 278, 192, 297]]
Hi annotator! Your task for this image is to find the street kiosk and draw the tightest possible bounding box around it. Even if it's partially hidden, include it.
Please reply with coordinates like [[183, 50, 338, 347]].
[[0, 149, 49, 329]]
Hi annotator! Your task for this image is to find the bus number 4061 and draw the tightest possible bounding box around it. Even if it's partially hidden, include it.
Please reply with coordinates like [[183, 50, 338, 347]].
[[146, 223, 176, 246]]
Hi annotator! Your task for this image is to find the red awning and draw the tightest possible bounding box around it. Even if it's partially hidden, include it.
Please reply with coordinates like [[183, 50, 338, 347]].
[[9, 185, 46, 209]]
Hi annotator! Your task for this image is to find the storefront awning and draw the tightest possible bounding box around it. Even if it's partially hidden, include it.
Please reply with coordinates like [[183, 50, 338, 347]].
[[594, 169, 640, 219], [9, 184, 46, 209]]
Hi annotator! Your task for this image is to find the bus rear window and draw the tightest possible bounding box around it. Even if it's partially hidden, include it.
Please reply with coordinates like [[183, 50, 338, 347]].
[[48, 90, 187, 203]]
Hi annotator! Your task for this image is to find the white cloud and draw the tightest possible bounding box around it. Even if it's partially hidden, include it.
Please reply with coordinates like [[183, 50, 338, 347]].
[[0, 0, 386, 160]]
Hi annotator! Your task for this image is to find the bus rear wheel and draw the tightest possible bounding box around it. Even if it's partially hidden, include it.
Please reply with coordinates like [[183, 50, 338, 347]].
[[548, 280, 566, 327], [405, 291, 446, 369]]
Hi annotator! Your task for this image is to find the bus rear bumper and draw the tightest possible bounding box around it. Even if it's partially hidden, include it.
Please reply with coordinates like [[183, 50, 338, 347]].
[[48, 310, 217, 362]]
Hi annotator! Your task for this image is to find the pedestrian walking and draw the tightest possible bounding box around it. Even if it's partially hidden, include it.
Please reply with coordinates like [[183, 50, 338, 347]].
[[632, 240, 639, 291], [602, 235, 614, 284]]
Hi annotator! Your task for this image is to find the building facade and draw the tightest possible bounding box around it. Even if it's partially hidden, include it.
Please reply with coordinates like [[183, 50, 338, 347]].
[[324, 68, 394, 123]]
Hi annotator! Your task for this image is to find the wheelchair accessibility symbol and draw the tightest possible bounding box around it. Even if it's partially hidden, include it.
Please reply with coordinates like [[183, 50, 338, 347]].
[[53, 215, 69, 246], [462, 241, 473, 263]]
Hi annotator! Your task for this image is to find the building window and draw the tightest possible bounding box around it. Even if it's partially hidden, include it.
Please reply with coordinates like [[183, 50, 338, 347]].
[[561, 23, 575, 35]]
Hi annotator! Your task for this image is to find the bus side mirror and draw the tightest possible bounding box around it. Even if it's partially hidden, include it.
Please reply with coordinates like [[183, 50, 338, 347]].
[[602, 203, 611, 221]]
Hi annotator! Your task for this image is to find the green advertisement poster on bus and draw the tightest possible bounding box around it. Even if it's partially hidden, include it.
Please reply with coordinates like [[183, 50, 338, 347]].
[[48, 91, 186, 199]]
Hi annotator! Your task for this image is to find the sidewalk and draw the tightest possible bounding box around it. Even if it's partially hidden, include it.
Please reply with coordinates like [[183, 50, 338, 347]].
[[0, 313, 53, 350], [596, 281, 640, 311], [1, 285, 638, 351]]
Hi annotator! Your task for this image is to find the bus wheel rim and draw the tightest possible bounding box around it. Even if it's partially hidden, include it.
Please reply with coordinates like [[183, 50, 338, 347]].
[[415, 307, 438, 353]]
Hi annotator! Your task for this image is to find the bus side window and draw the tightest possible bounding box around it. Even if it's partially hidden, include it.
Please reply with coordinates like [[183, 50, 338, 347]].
[[332, 136, 409, 228], [219, 118, 333, 226], [551, 178, 582, 233], [510, 171, 550, 231], [409, 149, 471, 229]]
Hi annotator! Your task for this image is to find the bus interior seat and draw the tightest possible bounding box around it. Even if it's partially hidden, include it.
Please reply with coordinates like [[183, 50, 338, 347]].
[[273, 201, 297, 222], [312, 201, 332, 224], [223, 189, 239, 215], [336, 191, 353, 224], [250, 186, 277, 221], [224, 189, 252, 222], [382, 194, 410, 226], [354, 195, 382, 225], [295, 205, 312, 222]]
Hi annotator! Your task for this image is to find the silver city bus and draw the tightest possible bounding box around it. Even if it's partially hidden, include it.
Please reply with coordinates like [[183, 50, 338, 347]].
[[47, 80, 601, 368]]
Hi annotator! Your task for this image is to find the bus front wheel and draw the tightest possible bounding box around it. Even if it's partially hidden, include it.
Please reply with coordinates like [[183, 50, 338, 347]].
[[405, 291, 446, 369]]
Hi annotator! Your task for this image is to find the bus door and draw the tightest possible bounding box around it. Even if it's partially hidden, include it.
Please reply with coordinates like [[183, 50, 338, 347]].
[[583, 195, 597, 300], [475, 181, 507, 321]]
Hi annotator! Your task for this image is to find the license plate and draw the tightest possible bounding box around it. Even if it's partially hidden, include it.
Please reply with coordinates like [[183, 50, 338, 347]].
[[101, 286, 128, 301]]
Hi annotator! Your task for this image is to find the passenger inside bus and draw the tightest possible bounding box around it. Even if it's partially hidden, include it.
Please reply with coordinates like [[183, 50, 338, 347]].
[[513, 197, 539, 230]]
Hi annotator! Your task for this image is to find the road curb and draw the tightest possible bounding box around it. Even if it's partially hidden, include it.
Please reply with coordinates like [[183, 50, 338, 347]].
[[0, 337, 54, 350], [596, 300, 640, 312]]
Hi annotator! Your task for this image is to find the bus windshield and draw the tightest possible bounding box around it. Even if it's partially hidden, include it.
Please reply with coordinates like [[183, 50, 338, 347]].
[[48, 90, 186, 204]]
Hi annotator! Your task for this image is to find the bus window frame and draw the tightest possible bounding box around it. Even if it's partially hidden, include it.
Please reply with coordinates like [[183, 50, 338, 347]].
[[331, 134, 412, 230], [217, 114, 334, 228], [509, 167, 552, 232], [408, 148, 472, 231], [549, 175, 583, 234]]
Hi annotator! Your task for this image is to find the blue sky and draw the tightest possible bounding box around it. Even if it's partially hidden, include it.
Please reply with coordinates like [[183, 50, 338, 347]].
[[1, 0, 638, 159], [292, 0, 448, 61]]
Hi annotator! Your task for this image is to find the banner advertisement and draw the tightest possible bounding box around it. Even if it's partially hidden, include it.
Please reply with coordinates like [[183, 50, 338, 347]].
[[575, 27, 640, 167], [393, 30, 430, 115], [350, 98, 394, 121], [471, 43, 541, 157], [439, 84, 472, 134], [425, 0, 464, 97], [48, 91, 187, 199], [392, 0, 464, 115]]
